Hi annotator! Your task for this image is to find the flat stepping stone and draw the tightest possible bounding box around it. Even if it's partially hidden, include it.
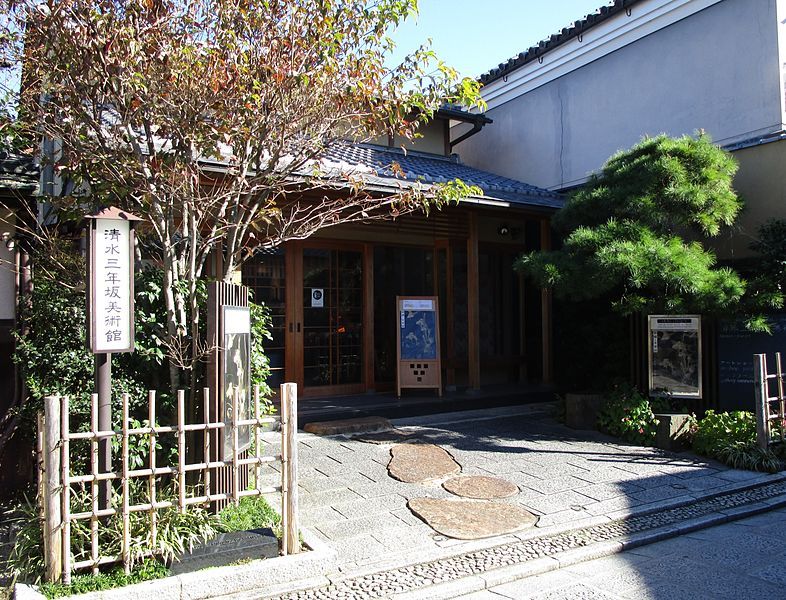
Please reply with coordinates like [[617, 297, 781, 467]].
[[388, 443, 461, 483], [303, 416, 392, 436], [408, 497, 537, 539], [352, 429, 420, 444], [443, 475, 519, 499]]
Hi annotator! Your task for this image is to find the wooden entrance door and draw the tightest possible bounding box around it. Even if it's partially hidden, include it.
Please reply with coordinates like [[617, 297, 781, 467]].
[[287, 242, 366, 396]]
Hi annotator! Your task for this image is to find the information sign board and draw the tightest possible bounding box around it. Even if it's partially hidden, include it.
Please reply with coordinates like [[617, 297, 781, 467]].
[[648, 315, 702, 399], [396, 296, 441, 397], [88, 218, 135, 353]]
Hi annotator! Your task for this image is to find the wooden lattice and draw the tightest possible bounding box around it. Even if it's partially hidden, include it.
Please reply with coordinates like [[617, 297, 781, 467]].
[[753, 353, 786, 449], [39, 383, 299, 584]]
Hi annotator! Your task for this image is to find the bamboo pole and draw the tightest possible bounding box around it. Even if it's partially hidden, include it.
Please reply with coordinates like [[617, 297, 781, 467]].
[[282, 383, 299, 555], [754, 354, 770, 450], [90, 393, 99, 575], [43, 395, 63, 583], [232, 387, 240, 505], [280, 384, 289, 556], [177, 390, 186, 513], [148, 390, 157, 548], [777, 353, 785, 443], [36, 412, 47, 572], [121, 393, 131, 574], [254, 385, 261, 492], [203, 387, 211, 508], [61, 395, 71, 584]]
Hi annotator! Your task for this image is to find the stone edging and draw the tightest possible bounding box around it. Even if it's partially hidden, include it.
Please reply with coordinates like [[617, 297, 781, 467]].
[[263, 478, 786, 600], [14, 529, 333, 600]]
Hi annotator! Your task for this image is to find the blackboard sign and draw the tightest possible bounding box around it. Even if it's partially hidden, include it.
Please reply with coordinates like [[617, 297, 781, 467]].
[[396, 296, 442, 397], [717, 314, 786, 411]]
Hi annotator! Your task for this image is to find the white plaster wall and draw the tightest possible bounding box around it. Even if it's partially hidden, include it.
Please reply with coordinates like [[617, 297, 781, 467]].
[[458, 0, 783, 190]]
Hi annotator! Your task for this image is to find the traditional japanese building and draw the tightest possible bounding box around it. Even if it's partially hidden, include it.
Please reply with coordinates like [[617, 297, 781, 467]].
[[239, 107, 563, 415]]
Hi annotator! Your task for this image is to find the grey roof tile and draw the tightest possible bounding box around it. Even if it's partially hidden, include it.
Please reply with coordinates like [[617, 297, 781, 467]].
[[479, 0, 643, 86], [321, 143, 563, 210], [0, 151, 38, 192]]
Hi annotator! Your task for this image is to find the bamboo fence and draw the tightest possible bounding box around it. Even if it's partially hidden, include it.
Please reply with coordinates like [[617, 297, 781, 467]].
[[39, 382, 299, 584], [754, 353, 786, 449]]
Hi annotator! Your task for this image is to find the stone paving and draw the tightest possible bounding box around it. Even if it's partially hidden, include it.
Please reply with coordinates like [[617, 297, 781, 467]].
[[459, 506, 786, 599], [256, 404, 781, 579], [264, 477, 786, 599]]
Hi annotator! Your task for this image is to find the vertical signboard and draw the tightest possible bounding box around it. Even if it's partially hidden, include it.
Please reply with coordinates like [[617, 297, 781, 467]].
[[88, 217, 135, 353], [222, 305, 252, 456], [648, 315, 702, 399], [396, 296, 442, 397]]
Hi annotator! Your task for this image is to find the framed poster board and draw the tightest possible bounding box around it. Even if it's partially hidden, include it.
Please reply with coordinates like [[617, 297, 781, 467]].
[[648, 315, 702, 399], [396, 296, 442, 397], [222, 306, 252, 456]]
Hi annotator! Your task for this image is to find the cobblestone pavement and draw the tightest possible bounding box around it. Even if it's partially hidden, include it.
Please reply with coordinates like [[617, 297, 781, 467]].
[[460, 506, 786, 600], [250, 405, 785, 599], [266, 479, 786, 599]]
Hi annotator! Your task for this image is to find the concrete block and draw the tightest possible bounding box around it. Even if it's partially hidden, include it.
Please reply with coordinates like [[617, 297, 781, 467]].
[[13, 583, 45, 600], [654, 413, 693, 451], [564, 394, 604, 430]]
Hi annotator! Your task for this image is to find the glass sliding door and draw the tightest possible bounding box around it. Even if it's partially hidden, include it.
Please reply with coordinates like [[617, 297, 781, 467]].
[[301, 247, 364, 390]]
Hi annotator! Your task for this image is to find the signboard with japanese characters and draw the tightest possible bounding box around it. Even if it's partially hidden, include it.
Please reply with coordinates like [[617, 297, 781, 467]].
[[648, 315, 702, 399], [88, 217, 135, 353]]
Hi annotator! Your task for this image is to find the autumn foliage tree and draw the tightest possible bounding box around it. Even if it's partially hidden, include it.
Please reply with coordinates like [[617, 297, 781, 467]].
[[1, 0, 482, 391]]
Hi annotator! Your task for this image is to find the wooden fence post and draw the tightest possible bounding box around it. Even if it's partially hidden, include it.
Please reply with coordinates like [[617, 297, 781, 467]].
[[281, 383, 299, 555], [754, 353, 770, 450], [42, 395, 63, 583]]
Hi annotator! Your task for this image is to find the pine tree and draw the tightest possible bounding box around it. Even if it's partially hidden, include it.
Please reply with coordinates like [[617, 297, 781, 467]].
[[517, 134, 745, 316]]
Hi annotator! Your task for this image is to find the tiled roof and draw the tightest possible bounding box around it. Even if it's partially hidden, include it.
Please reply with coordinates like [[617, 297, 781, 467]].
[[0, 144, 564, 211], [480, 0, 643, 86], [0, 151, 38, 192], [320, 143, 563, 210]]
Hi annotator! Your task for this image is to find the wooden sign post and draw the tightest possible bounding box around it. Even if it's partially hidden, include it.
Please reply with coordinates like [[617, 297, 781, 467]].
[[86, 206, 142, 506], [396, 296, 442, 398]]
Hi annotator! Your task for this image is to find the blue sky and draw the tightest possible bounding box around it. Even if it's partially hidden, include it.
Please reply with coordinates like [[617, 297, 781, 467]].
[[388, 0, 608, 79]]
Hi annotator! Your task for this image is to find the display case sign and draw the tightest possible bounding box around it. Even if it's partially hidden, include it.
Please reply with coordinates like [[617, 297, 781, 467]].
[[396, 296, 442, 397], [648, 315, 702, 399], [222, 306, 252, 456], [87, 212, 137, 353]]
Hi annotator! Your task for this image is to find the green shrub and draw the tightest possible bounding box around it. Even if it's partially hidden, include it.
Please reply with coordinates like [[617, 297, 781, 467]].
[[692, 410, 755, 456], [692, 410, 781, 472], [597, 385, 659, 446], [219, 495, 281, 537], [39, 558, 168, 599], [7, 485, 222, 585]]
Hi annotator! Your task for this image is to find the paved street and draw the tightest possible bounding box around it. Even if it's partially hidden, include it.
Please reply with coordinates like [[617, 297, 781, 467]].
[[458, 507, 786, 600], [249, 404, 786, 599]]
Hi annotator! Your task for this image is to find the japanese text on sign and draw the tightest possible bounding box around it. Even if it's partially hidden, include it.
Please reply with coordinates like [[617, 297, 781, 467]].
[[91, 219, 133, 352]]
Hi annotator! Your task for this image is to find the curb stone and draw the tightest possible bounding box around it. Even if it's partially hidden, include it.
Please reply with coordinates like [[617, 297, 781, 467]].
[[14, 482, 786, 600], [14, 529, 333, 600], [260, 477, 786, 600]]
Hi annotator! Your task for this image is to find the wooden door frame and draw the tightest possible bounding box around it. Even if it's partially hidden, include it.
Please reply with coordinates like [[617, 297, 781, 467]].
[[287, 239, 369, 398]]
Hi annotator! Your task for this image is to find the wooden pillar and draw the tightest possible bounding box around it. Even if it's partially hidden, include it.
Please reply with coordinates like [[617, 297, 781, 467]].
[[518, 271, 527, 382], [467, 212, 481, 391], [43, 395, 63, 583], [363, 243, 375, 392], [281, 382, 299, 555], [540, 219, 553, 384], [445, 244, 455, 388]]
